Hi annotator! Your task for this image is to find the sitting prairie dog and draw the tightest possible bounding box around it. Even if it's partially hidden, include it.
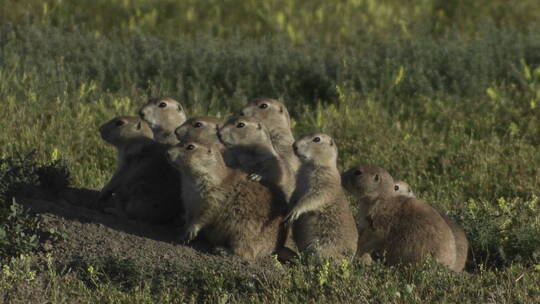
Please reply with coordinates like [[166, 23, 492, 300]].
[[139, 97, 187, 145], [341, 165, 460, 271], [99, 116, 182, 223], [219, 116, 295, 201], [166, 141, 288, 261], [240, 98, 300, 173], [393, 179, 468, 271], [285, 133, 358, 261]]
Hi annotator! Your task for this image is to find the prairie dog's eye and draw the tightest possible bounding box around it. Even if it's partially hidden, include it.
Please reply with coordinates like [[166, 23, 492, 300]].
[[313, 137, 321, 142], [158, 102, 167, 108], [236, 122, 245, 128], [374, 174, 380, 182], [354, 170, 362, 176], [186, 144, 195, 150], [259, 103, 268, 109], [194, 122, 203, 128], [394, 185, 399, 191], [115, 120, 125, 127]]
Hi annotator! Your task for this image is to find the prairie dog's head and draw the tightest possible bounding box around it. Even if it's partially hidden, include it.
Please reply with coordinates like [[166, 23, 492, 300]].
[[240, 98, 291, 129], [175, 116, 222, 144], [394, 180, 415, 198], [218, 116, 272, 148], [341, 165, 395, 202], [139, 97, 187, 131], [166, 141, 223, 175], [99, 116, 153, 147], [292, 133, 337, 165]]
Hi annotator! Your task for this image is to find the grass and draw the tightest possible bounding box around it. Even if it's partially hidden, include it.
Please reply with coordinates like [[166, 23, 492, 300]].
[[1, 0, 540, 302]]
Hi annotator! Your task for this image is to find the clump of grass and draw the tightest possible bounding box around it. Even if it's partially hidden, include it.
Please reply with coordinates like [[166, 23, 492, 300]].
[[0, 152, 69, 259]]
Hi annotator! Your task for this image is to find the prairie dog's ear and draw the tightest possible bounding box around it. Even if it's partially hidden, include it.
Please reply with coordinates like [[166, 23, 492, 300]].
[[374, 174, 380, 182], [330, 139, 334, 146], [279, 106, 284, 113], [177, 103, 184, 112], [136, 121, 142, 130], [257, 122, 262, 130]]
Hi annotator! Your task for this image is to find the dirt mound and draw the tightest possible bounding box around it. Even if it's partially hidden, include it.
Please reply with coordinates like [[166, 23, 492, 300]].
[[15, 187, 284, 277]]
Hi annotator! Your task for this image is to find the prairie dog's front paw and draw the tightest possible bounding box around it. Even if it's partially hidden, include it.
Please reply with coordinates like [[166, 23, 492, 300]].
[[247, 173, 262, 182], [283, 208, 302, 225], [182, 224, 200, 243]]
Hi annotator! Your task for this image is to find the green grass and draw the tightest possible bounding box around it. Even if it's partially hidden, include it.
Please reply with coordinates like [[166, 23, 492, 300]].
[[1, 1, 540, 302]]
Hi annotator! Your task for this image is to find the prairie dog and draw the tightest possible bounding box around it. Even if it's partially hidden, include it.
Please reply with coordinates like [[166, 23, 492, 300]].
[[285, 133, 358, 260], [341, 165, 459, 270], [166, 141, 287, 261], [219, 116, 295, 201], [393, 179, 468, 271], [174, 116, 238, 167], [394, 180, 415, 198], [139, 97, 187, 145], [240, 98, 300, 173], [174, 116, 222, 145], [99, 116, 182, 223]]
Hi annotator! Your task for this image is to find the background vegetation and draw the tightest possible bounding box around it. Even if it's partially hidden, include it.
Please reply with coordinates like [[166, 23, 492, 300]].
[[1, 0, 539, 302]]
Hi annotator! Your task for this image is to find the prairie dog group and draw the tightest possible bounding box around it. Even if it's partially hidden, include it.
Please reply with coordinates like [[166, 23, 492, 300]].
[[139, 97, 187, 145], [342, 165, 466, 271], [285, 133, 358, 260], [97, 96, 467, 269], [166, 141, 287, 260], [99, 116, 182, 223]]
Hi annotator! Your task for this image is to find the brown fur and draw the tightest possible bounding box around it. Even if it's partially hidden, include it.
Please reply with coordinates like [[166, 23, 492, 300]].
[[174, 116, 237, 168], [342, 165, 459, 270], [99, 116, 182, 223], [166, 141, 288, 261], [240, 98, 300, 173], [285, 133, 358, 261], [219, 116, 295, 201], [393, 179, 468, 271], [139, 97, 187, 145]]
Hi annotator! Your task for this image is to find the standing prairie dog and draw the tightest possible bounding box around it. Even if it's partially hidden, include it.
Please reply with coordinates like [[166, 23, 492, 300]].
[[99, 116, 182, 223], [219, 116, 295, 201], [392, 179, 468, 271], [285, 133, 358, 261], [166, 141, 288, 261], [341, 165, 460, 271], [139, 97, 187, 145], [240, 98, 300, 173]]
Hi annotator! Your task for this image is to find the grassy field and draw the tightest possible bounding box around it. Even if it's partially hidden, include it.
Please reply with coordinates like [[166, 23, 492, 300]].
[[1, 0, 540, 302]]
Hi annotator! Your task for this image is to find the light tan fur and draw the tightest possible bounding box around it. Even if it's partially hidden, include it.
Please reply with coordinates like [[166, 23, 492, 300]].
[[99, 116, 182, 223], [393, 179, 468, 271], [166, 141, 288, 261], [285, 133, 358, 261], [139, 97, 187, 145], [219, 116, 295, 201], [394, 180, 415, 198], [240, 98, 300, 173], [342, 165, 460, 270]]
